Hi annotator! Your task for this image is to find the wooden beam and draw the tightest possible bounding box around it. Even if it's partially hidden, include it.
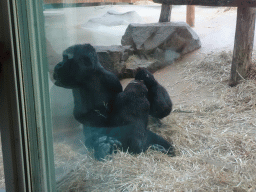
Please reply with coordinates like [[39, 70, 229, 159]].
[[159, 3, 172, 22], [186, 5, 195, 27], [229, 7, 256, 86], [153, 0, 256, 7]]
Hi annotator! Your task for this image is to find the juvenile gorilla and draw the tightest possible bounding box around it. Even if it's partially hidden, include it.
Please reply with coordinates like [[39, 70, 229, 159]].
[[53, 44, 123, 159], [135, 68, 173, 119], [107, 80, 175, 155]]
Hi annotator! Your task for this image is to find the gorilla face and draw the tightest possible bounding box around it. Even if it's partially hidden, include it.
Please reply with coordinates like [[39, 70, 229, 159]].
[[53, 57, 79, 88], [53, 44, 102, 88]]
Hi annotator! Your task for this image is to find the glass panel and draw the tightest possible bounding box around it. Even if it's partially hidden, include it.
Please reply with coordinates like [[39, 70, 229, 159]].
[[44, 1, 176, 191], [0, 11, 7, 191]]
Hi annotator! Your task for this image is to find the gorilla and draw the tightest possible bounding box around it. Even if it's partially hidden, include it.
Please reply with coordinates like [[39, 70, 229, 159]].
[[53, 44, 174, 160], [53, 44, 123, 159], [135, 68, 172, 119], [54, 44, 123, 127], [107, 80, 175, 155]]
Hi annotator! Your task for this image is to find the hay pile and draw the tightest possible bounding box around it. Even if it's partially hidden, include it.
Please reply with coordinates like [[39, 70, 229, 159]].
[[55, 51, 256, 192]]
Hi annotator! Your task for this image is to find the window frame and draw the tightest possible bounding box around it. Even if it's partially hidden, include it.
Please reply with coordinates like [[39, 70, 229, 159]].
[[0, 0, 56, 191]]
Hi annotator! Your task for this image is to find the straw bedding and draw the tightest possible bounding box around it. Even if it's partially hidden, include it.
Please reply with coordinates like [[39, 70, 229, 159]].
[[56, 51, 256, 192]]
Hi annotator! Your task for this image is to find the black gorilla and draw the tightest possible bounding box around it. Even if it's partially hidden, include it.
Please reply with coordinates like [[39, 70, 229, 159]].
[[107, 80, 175, 155], [53, 44, 174, 159], [54, 44, 123, 127], [53, 44, 123, 159], [135, 68, 172, 119]]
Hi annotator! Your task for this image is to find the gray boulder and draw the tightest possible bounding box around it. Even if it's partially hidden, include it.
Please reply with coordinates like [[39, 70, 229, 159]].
[[153, 48, 180, 63], [121, 22, 201, 55], [122, 55, 163, 78], [94, 45, 134, 78], [95, 45, 170, 79], [121, 48, 181, 78], [94, 22, 201, 79]]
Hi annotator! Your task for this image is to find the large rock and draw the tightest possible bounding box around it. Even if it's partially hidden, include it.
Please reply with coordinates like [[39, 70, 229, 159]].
[[94, 22, 201, 79], [122, 55, 163, 78], [121, 22, 201, 55], [94, 45, 134, 78], [95, 45, 174, 79]]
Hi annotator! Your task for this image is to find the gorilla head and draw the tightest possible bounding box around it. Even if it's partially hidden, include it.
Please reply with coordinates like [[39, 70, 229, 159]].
[[53, 44, 103, 88]]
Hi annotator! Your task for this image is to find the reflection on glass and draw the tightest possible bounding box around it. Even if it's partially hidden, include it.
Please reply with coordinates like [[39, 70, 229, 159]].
[[0, 142, 5, 190], [44, 1, 177, 191]]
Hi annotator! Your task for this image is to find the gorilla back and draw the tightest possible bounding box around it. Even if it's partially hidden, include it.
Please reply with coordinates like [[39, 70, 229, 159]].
[[135, 68, 172, 119], [53, 44, 123, 127]]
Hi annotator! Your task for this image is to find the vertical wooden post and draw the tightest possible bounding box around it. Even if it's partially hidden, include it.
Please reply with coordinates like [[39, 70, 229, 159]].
[[230, 7, 256, 86], [186, 5, 195, 27], [159, 3, 172, 22]]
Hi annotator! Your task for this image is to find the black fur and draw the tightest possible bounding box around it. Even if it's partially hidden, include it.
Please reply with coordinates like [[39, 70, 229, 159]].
[[135, 68, 172, 119], [53, 44, 123, 160], [107, 80, 175, 155], [53, 45, 174, 159], [53, 44, 123, 127]]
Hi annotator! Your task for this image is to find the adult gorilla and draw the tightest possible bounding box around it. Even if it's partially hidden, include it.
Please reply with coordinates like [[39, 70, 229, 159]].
[[53, 44, 123, 159]]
